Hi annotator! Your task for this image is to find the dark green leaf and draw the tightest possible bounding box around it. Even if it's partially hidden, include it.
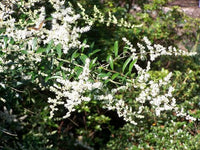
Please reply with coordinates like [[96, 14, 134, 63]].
[[122, 57, 132, 73], [74, 66, 83, 77], [88, 49, 101, 57], [71, 50, 80, 61], [129, 59, 137, 73], [89, 57, 98, 69], [80, 54, 88, 64], [90, 42, 95, 50]]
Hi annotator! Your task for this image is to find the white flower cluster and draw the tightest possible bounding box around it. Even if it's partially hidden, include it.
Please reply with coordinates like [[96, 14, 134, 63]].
[[0, 0, 92, 116], [97, 74, 176, 125], [175, 107, 196, 121], [17, 0, 41, 8], [0, 0, 90, 55], [96, 37, 197, 125], [77, 3, 143, 28], [0, 0, 198, 125], [96, 86, 139, 125], [42, 1, 90, 54], [0, 1, 15, 26], [48, 59, 102, 119], [123, 37, 196, 62]]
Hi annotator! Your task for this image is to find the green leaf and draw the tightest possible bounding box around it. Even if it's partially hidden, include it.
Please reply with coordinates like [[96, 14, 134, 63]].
[[111, 73, 119, 80], [91, 57, 98, 64], [107, 55, 114, 70], [114, 41, 118, 57], [50, 58, 54, 70], [90, 42, 95, 50], [46, 17, 53, 21], [3, 37, 8, 48], [32, 37, 37, 51], [80, 54, 88, 64], [62, 71, 66, 79], [9, 38, 14, 45], [55, 43, 62, 57], [81, 39, 87, 52], [98, 72, 111, 78], [74, 66, 83, 77], [21, 50, 28, 54], [46, 40, 54, 54], [36, 47, 46, 53], [129, 59, 137, 73], [45, 76, 50, 82], [47, 76, 62, 80], [122, 57, 132, 73], [71, 50, 80, 61], [89, 57, 98, 69], [88, 49, 101, 57]]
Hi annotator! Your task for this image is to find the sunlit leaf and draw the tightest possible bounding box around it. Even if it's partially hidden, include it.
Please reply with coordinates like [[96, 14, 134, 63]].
[[80, 54, 88, 64], [107, 55, 114, 70], [111, 73, 119, 80], [114, 41, 118, 57], [122, 57, 132, 73], [36, 48, 46, 53], [55, 43, 62, 58], [46, 40, 54, 54], [129, 59, 137, 73]]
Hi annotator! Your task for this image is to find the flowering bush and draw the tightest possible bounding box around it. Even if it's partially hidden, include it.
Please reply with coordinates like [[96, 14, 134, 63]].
[[0, 0, 200, 149]]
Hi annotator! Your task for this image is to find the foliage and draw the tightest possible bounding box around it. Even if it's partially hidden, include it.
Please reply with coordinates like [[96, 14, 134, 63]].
[[0, 0, 200, 149]]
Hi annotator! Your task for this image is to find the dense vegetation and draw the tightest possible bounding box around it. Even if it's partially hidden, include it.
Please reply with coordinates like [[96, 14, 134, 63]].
[[0, 0, 200, 149]]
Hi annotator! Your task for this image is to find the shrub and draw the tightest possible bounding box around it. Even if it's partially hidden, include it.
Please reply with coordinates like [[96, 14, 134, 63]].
[[0, 0, 199, 149]]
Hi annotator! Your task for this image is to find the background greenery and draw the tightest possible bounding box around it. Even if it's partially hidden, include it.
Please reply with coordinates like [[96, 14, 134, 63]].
[[1, 0, 200, 149]]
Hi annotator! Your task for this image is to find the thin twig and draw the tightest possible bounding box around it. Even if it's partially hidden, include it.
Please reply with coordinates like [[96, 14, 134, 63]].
[[8, 85, 26, 93], [1, 129, 17, 137], [67, 118, 79, 127]]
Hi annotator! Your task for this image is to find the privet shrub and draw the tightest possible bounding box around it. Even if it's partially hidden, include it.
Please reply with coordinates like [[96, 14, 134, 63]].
[[0, 0, 200, 149]]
